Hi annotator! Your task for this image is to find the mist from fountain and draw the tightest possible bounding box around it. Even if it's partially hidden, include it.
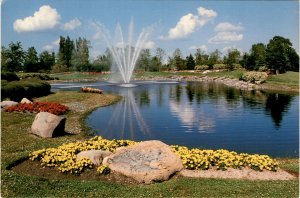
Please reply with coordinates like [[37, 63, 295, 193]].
[[95, 20, 153, 84]]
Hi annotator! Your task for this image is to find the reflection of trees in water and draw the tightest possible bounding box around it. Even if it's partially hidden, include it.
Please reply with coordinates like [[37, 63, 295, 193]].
[[184, 81, 294, 128], [265, 93, 293, 128], [138, 90, 150, 106]]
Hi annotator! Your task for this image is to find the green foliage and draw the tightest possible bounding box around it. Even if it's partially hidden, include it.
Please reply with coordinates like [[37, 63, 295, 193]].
[[195, 65, 209, 70], [266, 36, 299, 73], [1, 42, 25, 72], [1, 79, 51, 101], [224, 49, 241, 70], [24, 46, 39, 72], [1, 72, 20, 81], [58, 36, 74, 70], [245, 43, 267, 71], [72, 37, 91, 71], [241, 71, 268, 84], [213, 64, 227, 70], [39, 51, 55, 72], [186, 54, 195, 70]]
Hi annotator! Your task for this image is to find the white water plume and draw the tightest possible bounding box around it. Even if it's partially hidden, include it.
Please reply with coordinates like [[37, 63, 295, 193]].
[[94, 20, 154, 83]]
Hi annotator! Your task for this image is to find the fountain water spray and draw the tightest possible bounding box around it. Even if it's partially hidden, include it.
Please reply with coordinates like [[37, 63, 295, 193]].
[[95, 20, 153, 84]]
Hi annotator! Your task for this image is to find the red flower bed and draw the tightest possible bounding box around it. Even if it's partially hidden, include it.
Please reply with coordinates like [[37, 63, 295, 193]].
[[4, 102, 69, 115]]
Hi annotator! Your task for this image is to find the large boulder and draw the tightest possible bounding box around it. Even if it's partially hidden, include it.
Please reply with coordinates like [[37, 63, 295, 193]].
[[1, 100, 18, 108], [103, 140, 183, 184], [31, 112, 66, 138], [20, 98, 32, 104], [76, 150, 112, 166]]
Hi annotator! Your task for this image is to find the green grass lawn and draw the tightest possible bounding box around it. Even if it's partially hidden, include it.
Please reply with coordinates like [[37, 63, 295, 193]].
[[1, 91, 299, 197]]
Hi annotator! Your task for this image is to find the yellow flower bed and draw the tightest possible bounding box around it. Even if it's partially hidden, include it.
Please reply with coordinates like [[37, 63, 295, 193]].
[[29, 136, 279, 174], [171, 145, 279, 171]]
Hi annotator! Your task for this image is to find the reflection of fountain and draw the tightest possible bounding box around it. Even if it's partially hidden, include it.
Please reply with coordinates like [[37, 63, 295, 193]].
[[103, 89, 151, 139], [95, 20, 153, 84]]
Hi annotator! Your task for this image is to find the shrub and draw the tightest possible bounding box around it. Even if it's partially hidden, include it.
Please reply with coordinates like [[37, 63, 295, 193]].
[[241, 71, 268, 84], [213, 64, 228, 70], [29, 136, 279, 174], [1, 79, 51, 101], [1, 72, 20, 81], [5, 102, 69, 115], [81, 87, 103, 94], [18, 73, 57, 80], [194, 65, 209, 70]]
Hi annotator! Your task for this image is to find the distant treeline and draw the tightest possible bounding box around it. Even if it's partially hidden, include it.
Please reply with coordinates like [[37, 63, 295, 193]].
[[1, 35, 298, 74]]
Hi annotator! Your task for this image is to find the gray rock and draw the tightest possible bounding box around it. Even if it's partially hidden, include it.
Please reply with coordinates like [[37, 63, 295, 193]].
[[103, 140, 183, 184], [20, 98, 32, 104], [76, 150, 112, 166], [31, 112, 66, 138], [1, 101, 18, 108]]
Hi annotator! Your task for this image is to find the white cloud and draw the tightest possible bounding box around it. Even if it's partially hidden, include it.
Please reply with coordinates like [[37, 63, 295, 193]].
[[0, 0, 5, 6], [13, 5, 61, 32], [62, 18, 81, 30], [222, 46, 243, 53], [43, 38, 60, 51], [209, 22, 244, 44], [208, 32, 243, 44], [142, 41, 156, 49], [189, 44, 208, 52], [164, 6, 217, 40], [215, 22, 243, 32]]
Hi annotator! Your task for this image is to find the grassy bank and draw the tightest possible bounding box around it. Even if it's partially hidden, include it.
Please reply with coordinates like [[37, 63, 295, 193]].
[[50, 70, 299, 92], [1, 91, 299, 197]]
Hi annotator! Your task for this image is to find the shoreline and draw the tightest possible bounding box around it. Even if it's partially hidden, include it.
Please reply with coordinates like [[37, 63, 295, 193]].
[[49, 74, 299, 93]]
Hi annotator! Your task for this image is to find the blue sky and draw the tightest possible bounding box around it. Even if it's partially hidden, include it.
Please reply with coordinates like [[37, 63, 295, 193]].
[[1, 0, 299, 60]]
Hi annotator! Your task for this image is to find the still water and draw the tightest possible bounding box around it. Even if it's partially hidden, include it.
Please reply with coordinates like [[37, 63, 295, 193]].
[[51, 81, 299, 157]]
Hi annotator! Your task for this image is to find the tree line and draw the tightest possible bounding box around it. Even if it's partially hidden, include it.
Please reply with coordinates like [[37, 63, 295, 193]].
[[1, 35, 298, 74]]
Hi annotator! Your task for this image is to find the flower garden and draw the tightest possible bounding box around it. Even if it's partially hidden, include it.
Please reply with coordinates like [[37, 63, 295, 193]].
[[29, 136, 279, 175], [4, 102, 69, 115]]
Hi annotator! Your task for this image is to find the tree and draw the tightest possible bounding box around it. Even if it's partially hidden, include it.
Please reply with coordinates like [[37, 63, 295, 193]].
[[92, 49, 111, 72], [208, 49, 222, 67], [58, 36, 74, 70], [155, 47, 165, 71], [1, 46, 10, 71], [194, 48, 206, 66], [186, 54, 195, 70], [225, 49, 241, 70], [2, 41, 25, 72], [137, 49, 151, 71], [72, 37, 91, 71], [266, 36, 299, 74], [24, 47, 39, 72], [39, 51, 55, 71], [244, 43, 266, 70], [172, 48, 185, 70]]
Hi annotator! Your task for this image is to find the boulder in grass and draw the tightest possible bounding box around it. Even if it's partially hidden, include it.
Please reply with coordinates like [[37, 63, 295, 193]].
[[103, 140, 183, 184], [1, 100, 18, 108], [76, 150, 112, 166], [20, 98, 32, 104], [31, 112, 66, 138]]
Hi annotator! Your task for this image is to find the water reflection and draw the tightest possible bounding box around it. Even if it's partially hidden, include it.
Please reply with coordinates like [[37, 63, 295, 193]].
[[100, 88, 151, 139], [265, 93, 293, 128], [78, 81, 299, 157]]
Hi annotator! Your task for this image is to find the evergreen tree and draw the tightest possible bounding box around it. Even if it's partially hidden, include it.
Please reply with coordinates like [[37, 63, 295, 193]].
[[39, 51, 55, 71], [186, 54, 195, 70], [72, 37, 90, 71], [3, 41, 25, 72], [24, 47, 39, 72]]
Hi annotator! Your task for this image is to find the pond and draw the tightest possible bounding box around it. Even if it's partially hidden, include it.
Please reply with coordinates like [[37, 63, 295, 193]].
[[51, 81, 299, 157]]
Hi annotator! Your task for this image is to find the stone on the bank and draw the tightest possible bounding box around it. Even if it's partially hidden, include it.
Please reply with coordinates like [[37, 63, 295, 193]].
[[1, 101, 18, 108], [20, 98, 32, 104], [76, 150, 112, 166], [31, 112, 66, 138], [103, 140, 183, 184]]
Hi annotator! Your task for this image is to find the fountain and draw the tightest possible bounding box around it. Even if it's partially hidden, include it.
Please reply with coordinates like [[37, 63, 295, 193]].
[[95, 20, 153, 85]]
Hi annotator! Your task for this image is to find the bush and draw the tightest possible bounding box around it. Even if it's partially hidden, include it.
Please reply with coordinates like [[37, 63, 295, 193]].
[[18, 73, 57, 80], [241, 71, 268, 84], [1, 72, 20, 81], [195, 65, 209, 70], [1, 79, 51, 101], [213, 64, 228, 70]]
